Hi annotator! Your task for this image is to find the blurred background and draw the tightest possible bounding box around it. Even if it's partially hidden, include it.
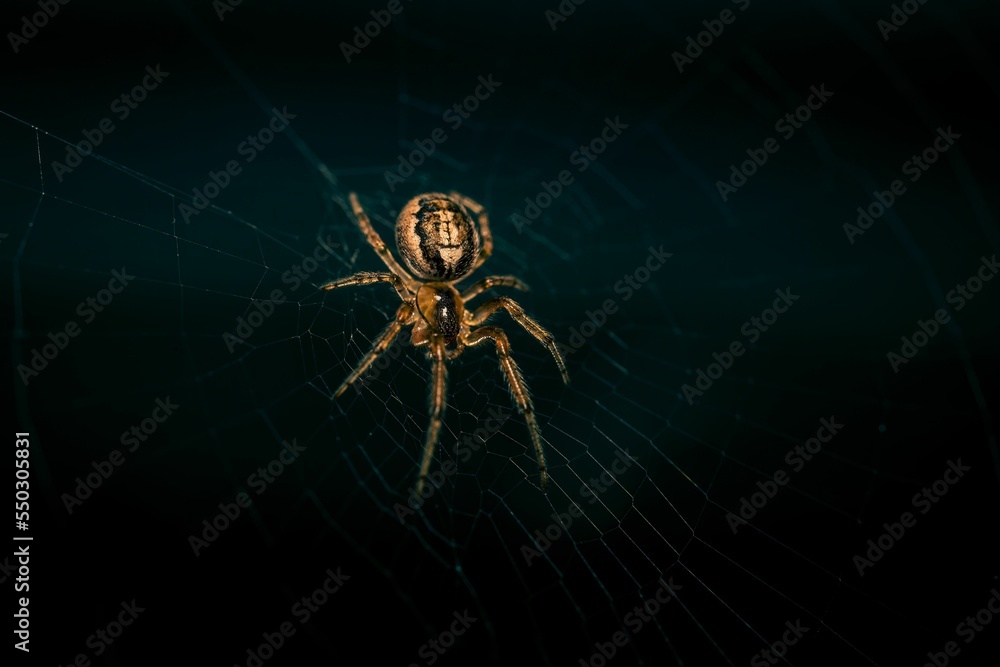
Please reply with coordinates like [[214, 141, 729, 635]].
[[2, 1, 999, 665]]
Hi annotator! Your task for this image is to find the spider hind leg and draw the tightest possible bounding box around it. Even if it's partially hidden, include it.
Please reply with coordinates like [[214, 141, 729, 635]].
[[346, 192, 417, 287], [460, 275, 530, 303], [449, 191, 493, 271], [320, 271, 411, 301]]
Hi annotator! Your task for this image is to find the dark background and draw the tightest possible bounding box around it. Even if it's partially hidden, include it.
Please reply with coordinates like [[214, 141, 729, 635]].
[[2, 1, 999, 665]]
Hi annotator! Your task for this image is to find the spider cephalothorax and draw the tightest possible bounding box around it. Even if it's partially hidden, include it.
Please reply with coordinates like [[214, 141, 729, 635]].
[[322, 191, 568, 496]]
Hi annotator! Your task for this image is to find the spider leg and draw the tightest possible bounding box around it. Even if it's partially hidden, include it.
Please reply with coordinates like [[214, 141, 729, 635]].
[[333, 303, 413, 398], [320, 271, 411, 301], [460, 275, 530, 303], [449, 191, 492, 271], [467, 297, 569, 384], [445, 337, 465, 361], [347, 192, 418, 288], [415, 336, 448, 497], [464, 326, 549, 491]]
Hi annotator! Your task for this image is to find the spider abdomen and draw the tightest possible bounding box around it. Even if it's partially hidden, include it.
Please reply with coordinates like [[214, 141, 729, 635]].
[[416, 283, 464, 340], [396, 193, 480, 281]]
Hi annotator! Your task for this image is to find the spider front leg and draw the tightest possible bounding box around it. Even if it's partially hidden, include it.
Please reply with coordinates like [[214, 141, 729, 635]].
[[464, 326, 549, 491], [468, 297, 569, 384], [332, 303, 413, 398], [415, 336, 447, 498], [321, 271, 411, 301]]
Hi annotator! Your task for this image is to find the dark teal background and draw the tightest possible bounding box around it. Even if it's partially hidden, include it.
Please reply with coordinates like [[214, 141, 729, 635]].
[[2, 1, 999, 665]]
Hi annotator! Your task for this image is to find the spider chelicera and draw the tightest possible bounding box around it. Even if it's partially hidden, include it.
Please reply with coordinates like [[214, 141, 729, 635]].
[[322, 191, 569, 495]]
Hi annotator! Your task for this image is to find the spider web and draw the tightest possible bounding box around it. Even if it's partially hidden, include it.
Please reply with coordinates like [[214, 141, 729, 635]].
[[3, 1, 999, 665]]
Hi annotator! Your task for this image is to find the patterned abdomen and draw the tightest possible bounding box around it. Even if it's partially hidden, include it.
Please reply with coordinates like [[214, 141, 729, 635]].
[[396, 193, 480, 281]]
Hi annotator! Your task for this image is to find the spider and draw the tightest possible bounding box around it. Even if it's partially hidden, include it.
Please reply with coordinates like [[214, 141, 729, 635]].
[[322, 191, 569, 496]]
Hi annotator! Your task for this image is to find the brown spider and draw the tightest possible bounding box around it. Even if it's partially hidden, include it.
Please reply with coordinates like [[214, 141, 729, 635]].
[[322, 191, 569, 496]]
